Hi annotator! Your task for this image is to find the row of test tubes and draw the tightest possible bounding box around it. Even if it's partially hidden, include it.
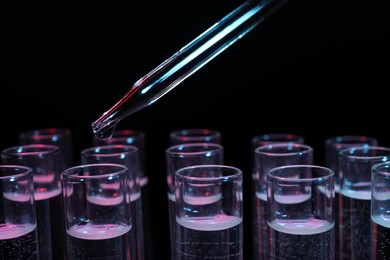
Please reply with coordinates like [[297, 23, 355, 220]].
[[0, 128, 152, 260], [1, 129, 389, 259]]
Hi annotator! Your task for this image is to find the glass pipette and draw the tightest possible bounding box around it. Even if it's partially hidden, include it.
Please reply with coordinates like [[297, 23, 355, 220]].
[[92, 0, 290, 140]]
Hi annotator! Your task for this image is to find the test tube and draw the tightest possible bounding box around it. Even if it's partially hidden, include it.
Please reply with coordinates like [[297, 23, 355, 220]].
[[1, 144, 66, 260], [267, 165, 335, 260], [62, 163, 134, 259], [175, 165, 243, 259], [0, 165, 39, 259], [81, 145, 143, 260]]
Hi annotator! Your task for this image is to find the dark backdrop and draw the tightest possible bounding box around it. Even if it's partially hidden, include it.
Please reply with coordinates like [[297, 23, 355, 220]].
[[2, 0, 389, 259]]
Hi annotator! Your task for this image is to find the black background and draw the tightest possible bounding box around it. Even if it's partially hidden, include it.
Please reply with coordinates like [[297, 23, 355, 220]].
[[2, 0, 389, 259]]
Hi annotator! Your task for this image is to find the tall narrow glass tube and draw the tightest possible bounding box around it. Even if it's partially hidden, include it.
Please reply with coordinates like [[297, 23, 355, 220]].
[[338, 146, 390, 260], [267, 165, 335, 260], [1, 144, 66, 260], [175, 165, 243, 259], [166, 143, 224, 259], [80, 145, 143, 260], [62, 163, 134, 260], [371, 161, 390, 260], [0, 165, 39, 259]]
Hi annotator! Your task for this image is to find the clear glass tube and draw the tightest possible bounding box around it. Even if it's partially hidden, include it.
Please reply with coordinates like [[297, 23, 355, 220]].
[[91, 0, 290, 140]]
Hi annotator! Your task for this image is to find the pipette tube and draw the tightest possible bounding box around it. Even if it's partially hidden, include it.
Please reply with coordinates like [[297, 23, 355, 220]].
[[92, 0, 290, 139]]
